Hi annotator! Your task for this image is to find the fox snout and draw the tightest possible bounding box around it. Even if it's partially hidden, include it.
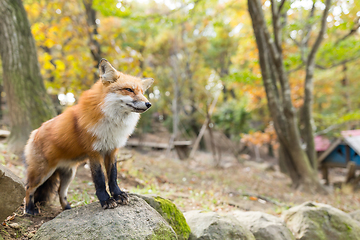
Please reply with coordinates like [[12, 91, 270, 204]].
[[127, 99, 152, 113]]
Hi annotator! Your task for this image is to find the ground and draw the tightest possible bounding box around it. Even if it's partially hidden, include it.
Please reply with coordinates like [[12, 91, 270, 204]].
[[1, 145, 360, 239]]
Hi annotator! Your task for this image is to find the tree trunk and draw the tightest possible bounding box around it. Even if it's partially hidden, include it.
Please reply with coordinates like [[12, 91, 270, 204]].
[[301, 0, 331, 170], [0, 84, 3, 120], [301, 77, 316, 169], [0, 0, 56, 153], [341, 64, 352, 130], [247, 0, 327, 193], [278, 142, 300, 186]]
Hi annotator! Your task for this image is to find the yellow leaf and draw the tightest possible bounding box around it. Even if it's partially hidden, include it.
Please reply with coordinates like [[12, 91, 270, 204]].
[[54, 60, 65, 71]]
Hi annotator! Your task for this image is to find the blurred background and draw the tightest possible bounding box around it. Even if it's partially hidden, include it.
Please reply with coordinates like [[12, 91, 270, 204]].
[[1, 0, 360, 227]]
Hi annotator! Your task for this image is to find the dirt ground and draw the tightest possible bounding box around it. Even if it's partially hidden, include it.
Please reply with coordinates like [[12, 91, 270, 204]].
[[1, 145, 360, 239]]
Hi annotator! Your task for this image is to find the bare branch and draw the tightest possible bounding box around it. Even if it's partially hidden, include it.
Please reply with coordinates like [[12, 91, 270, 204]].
[[289, 35, 306, 63], [166, 0, 202, 16], [302, 1, 316, 47], [289, 34, 301, 47], [315, 55, 360, 69], [271, 0, 282, 51], [288, 63, 305, 73], [307, 0, 331, 66], [278, 0, 286, 13], [335, 17, 360, 46]]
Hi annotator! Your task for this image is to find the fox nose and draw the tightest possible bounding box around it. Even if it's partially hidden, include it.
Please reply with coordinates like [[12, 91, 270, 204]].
[[145, 102, 152, 108]]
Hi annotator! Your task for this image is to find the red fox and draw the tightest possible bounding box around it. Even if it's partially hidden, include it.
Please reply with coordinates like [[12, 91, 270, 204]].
[[24, 59, 154, 215]]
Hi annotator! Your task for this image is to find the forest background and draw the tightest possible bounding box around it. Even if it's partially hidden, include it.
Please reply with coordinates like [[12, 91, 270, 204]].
[[1, 0, 360, 192]]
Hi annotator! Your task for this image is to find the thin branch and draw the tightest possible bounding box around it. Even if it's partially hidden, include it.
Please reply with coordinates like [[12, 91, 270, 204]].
[[228, 191, 291, 208], [288, 34, 301, 47], [278, 0, 286, 13], [271, 0, 281, 51], [302, 1, 316, 47], [314, 120, 360, 135], [288, 63, 304, 73], [335, 17, 360, 46], [315, 123, 342, 135], [165, 0, 202, 16], [315, 55, 360, 69], [288, 34, 307, 63], [128, 0, 204, 21], [306, 0, 331, 66]]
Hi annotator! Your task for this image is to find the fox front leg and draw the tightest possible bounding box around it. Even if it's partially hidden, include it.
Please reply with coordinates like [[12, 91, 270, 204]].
[[89, 159, 117, 209], [105, 153, 129, 205]]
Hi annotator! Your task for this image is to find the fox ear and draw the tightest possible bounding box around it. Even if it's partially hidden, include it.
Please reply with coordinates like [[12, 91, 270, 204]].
[[99, 59, 118, 84], [142, 78, 154, 91]]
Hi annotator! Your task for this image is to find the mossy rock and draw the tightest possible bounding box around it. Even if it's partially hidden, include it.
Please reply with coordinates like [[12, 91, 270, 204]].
[[184, 210, 255, 240], [230, 211, 295, 240], [282, 201, 360, 240], [131, 193, 191, 240], [33, 195, 177, 240]]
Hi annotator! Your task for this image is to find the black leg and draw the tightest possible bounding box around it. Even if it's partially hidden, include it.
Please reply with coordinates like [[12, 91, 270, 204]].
[[90, 160, 117, 209], [25, 194, 39, 215], [107, 160, 129, 205]]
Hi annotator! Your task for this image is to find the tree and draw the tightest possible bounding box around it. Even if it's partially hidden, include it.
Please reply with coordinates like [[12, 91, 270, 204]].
[[0, 0, 56, 153], [247, 0, 331, 192], [83, 0, 102, 82]]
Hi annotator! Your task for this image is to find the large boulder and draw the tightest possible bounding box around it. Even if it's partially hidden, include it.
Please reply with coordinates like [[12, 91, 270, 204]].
[[33, 195, 177, 240], [230, 210, 295, 240], [282, 201, 360, 240], [0, 164, 25, 222], [184, 210, 255, 240], [132, 193, 191, 240]]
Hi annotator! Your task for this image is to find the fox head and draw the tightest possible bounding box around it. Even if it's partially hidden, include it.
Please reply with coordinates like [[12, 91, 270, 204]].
[[98, 59, 154, 114]]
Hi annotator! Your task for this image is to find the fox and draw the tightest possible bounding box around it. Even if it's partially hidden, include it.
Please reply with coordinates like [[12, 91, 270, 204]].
[[24, 59, 154, 215]]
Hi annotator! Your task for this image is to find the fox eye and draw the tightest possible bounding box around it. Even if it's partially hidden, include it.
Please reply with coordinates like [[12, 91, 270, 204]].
[[124, 88, 134, 93]]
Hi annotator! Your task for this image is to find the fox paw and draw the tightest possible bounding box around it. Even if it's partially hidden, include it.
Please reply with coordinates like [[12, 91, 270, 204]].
[[114, 192, 129, 205], [101, 198, 117, 209], [25, 207, 39, 216], [63, 204, 72, 210]]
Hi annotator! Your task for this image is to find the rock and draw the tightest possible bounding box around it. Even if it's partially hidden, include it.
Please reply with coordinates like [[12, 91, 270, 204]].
[[132, 193, 191, 240], [349, 210, 360, 222], [0, 165, 25, 222], [8, 223, 20, 229], [0, 130, 10, 138], [230, 210, 294, 240], [33, 195, 177, 240], [282, 201, 360, 240], [27, 232, 35, 239], [244, 161, 275, 171], [184, 210, 255, 240]]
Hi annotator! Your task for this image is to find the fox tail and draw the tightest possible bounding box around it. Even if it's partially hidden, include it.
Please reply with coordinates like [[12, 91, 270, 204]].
[[33, 171, 60, 206]]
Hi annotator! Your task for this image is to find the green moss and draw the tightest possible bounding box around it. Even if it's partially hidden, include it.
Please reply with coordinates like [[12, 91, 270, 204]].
[[345, 223, 352, 231], [154, 196, 191, 240], [147, 222, 177, 240], [132, 194, 191, 239], [295, 207, 359, 240]]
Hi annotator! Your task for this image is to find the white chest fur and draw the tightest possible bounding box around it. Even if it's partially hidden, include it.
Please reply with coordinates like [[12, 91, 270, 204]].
[[89, 93, 140, 152]]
